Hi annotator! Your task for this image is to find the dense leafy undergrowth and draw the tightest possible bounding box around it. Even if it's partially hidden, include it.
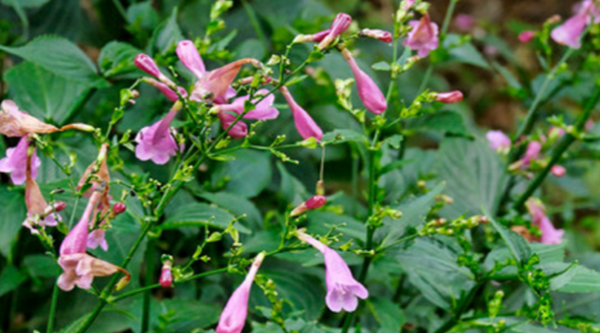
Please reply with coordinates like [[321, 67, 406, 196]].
[[1, 0, 600, 332]]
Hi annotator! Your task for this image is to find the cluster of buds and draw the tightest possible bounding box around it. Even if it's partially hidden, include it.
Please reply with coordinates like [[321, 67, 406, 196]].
[[420, 215, 488, 236]]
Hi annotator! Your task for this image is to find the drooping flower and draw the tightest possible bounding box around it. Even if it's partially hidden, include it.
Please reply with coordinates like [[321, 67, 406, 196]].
[[526, 198, 564, 245], [160, 260, 173, 288], [279, 87, 323, 141], [135, 103, 182, 165], [112, 202, 127, 215], [215, 89, 279, 120], [519, 141, 542, 168], [218, 112, 249, 139], [0, 136, 41, 185], [57, 190, 130, 291], [341, 48, 387, 114], [318, 13, 352, 49], [486, 130, 511, 153], [216, 253, 265, 333], [297, 232, 368, 312], [190, 58, 259, 103], [22, 173, 65, 234], [519, 30, 536, 43], [404, 14, 439, 58], [0, 100, 59, 137], [435, 91, 464, 104], [550, 12, 588, 48], [143, 78, 188, 102], [360, 29, 393, 43], [551, 165, 566, 177], [176, 40, 207, 79], [290, 195, 327, 217]]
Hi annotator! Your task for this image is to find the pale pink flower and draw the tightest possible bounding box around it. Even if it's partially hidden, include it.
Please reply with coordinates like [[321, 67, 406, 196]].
[[298, 232, 368, 312], [160, 260, 173, 288], [486, 130, 511, 152], [87, 229, 108, 251], [341, 49, 387, 114], [290, 195, 327, 217], [551, 165, 566, 177], [189, 58, 258, 104], [216, 253, 265, 333], [176, 40, 207, 79], [318, 13, 352, 49], [135, 107, 182, 165], [519, 141, 542, 168], [454, 14, 476, 32], [0, 100, 60, 137], [551, 12, 587, 48], [519, 30, 536, 43], [218, 112, 248, 139], [0, 136, 41, 185], [143, 78, 188, 102], [279, 87, 323, 141], [360, 29, 393, 43], [216, 89, 279, 120], [435, 91, 464, 104], [22, 175, 64, 234], [526, 198, 564, 245], [404, 14, 439, 58]]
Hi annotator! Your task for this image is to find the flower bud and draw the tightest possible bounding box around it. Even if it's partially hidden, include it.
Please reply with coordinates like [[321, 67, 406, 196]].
[[518, 30, 535, 43], [360, 29, 393, 43], [160, 260, 173, 288], [134, 54, 162, 78], [112, 202, 126, 215], [551, 165, 566, 177], [290, 195, 327, 217], [435, 91, 463, 104]]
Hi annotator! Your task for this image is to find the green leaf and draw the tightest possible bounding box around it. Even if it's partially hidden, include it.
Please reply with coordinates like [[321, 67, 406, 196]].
[[367, 297, 407, 333], [394, 238, 476, 309], [485, 213, 532, 264], [159, 299, 220, 332], [211, 150, 272, 198], [98, 41, 143, 78], [277, 162, 309, 206], [444, 34, 490, 69], [23, 254, 59, 278], [0, 35, 102, 84], [0, 266, 27, 297], [437, 137, 508, 218], [150, 7, 183, 55], [551, 265, 600, 293], [379, 182, 445, 247], [412, 111, 471, 137], [1, 0, 50, 8], [161, 202, 250, 233], [5, 62, 92, 124], [321, 129, 369, 145], [371, 61, 391, 71], [198, 192, 263, 229], [0, 186, 26, 257]]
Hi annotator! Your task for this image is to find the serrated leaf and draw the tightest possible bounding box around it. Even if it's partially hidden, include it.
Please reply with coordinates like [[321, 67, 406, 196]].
[[412, 111, 471, 137], [98, 41, 143, 78], [486, 213, 532, 264], [0, 35, 102, 85], [551, 265, 600, 293], [161, 202, 250, 233], [211, 150, 272, 198], [5, 61, 91, 124], [150, 7, 183, 55], [367, 297, 406, 332]]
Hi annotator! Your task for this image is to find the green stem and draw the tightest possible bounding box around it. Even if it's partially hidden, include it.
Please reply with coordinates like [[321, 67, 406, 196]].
[[141, 240, 155, 333], [433, 279, 484, 333], [512, 85, 600, 211], [46, 282, 60, 333]]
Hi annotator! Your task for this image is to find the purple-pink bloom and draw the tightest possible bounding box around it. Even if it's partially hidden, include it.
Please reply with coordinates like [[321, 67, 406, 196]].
[[176, 40, 207, 79], [135, 107, 182, 165], [218, 112, 248, 139], [280, 87, 323, 141], [0, 136, 41, 185], [526, 198, 564, 245], [135, 54, 162, 78], [190, 58, 258, 103], [341, 49, 387, 114], [298, 232, 368, 312], [519, 141, 542, 168], [551, 12, 587, 48], [290, 195, 327, 217], [551, 165, 566, 177], [216, 253, 264, 333], [318, 13, 352, 49], [217, 89, 279, 120], [360, 29, 393, 43], [435, 91, 464, 104], [87, 229, 108, 251], [486, 130, 511, 152], [404, 14, 439, 58], [519, 30, 536, 43], [144, 78, 188, 102]]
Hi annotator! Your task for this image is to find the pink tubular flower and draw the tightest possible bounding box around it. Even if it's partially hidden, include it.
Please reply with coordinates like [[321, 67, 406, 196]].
[[298, 232, 368, 312], [435, 91, 464, 104], [341, 48, 387, 114], [279, 87, 323, 141], [190, 58, 259, 103], [519, 30, 536, 43], [526, 198, 564, 245], [0, 136, 41, 185], [218, 112, 248, 139], [87, 229, 108, 251], [404, 14, 439, 58], [290, 195, 327, 217], [293, 29, 331, 44], [551, 165, 566, 177], [135, 104, 182, 165], [519, 141, 542, 168], [216, 89, 279, 120], [317, 13, 352, 49], [176, 40, 207, 79], [57, 191, 130, 291], [486, 130, 511, 152], [216, 253, 265, 333], [551, 12, 587, 48], [22, 176, 63, 234], [143, 78, 188, 102], [360, 29, 393, 43], [135, 54, 162, 78], [0, 100, 60, 137], [160, 260, 173, 288]]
